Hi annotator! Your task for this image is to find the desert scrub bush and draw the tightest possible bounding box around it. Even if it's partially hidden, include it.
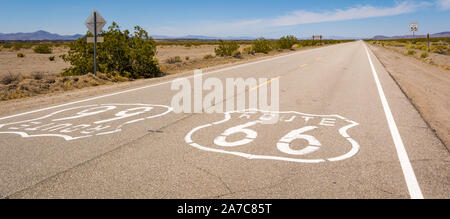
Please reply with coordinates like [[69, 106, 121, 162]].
[[49, 56, 56, 61], [61, 23, 161, 79], [12, 43, 24, 51], [2, 43, 13, 49], [431, 45, 448, 54], [232, 50, 242, 58], [277, 35, 298, 50], [185, 56, 190, 61], [34, 44, 52, 54], [215, 40, 239, 57], [1, 73, 22, 85], [407, 50, 416, 55], [17, 53, 25, 58], [166, 56, 182, 64], [203, 54, 214, 60], [292, 44, 302, 49], [242, 46, 254, 55], [31, 72, 44, 80], [252, 38, 274, 54], [420, 52, 429, 59]]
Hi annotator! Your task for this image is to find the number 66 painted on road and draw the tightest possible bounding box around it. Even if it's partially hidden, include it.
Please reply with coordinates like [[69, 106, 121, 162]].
[[185, 110, 360, 164], [214, 121, 321, 156]]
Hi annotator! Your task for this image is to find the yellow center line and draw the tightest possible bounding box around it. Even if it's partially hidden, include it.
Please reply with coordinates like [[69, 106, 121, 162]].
[[300, 64, 308, 68], [250, 76, 281, 91], [315, 57, 322, 61]]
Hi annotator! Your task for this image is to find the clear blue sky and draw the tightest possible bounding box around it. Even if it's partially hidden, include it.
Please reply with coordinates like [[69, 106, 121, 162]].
[[0, 0, 449, 38]]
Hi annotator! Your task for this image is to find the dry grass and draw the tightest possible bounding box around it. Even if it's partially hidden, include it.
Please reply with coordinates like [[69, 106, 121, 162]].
[[0, 72, 129, 101], [370, 40, 450, 71]]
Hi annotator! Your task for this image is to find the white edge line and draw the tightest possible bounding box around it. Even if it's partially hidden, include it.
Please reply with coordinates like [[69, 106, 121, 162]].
[[364, 43, 424, 199], [0, 44, 338, 121]]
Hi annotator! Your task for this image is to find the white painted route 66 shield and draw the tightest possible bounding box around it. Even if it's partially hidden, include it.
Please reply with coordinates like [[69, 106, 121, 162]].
[[185, 110, 360, 163], [0, 104, 172, 141]]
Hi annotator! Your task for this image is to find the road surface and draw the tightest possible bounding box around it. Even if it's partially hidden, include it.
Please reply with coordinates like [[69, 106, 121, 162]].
[[0, 41, 448, 199]]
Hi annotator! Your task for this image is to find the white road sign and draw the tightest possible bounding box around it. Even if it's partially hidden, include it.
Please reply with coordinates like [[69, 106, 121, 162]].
[[85, 10, 106, 35], [410, 22, 418, 32], [87, 37, 104, 43]]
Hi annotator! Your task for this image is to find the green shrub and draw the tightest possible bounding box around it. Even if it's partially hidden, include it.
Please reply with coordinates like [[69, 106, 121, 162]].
[[252, 38, 274, 54], [17, 53, 25, 58], [2, 43, 13, 49], [215, 40, 239, 57], [61, 22, 161, 78], [242, 46, 254, 55], [21, 43, 34, 49], [34, 44, 52, 54], [431, 45, 447, 54], [12, 43, 24, 51], [232, 50, 242, 58], [420, 52, 429, 58], [277, 35, 298, 49], [407, 50, 416, 55], [49, 56, 55, 61]]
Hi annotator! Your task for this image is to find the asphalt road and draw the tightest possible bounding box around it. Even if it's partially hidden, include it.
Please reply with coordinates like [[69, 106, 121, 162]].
[[0, 41, 448, 199]]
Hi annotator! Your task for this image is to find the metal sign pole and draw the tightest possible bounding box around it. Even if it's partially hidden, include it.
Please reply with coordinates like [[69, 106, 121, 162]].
[[85, 10, 105, 75], [94, 11, 97, 76]]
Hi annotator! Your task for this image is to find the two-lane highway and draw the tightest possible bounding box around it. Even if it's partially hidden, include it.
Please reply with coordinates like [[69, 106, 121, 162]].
[[0, 41, 448, 199]]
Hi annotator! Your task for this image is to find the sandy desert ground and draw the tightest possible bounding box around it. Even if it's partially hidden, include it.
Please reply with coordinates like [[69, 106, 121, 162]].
[[0, 47, 70, 76], [370, 44, 450, 149], [0, 45, 221, 76]]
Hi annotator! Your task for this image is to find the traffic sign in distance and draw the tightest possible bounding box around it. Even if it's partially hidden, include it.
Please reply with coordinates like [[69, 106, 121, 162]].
[[85, 10, 106, 35], [410, 22, 418, 32]]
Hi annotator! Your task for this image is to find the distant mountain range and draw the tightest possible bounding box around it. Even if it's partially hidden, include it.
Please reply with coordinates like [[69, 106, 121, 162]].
[[0, 30, 83, 41], [0, 30, 356, 41], [372, 32, 450, 40], [1, 30, 449, 41]]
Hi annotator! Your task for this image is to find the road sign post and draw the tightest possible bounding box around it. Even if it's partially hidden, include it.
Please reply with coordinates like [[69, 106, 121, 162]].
[[427, 33, 430, 52], [85, 10, 106, 76], [410, 22, 418, 44], [94, 11, 97, 76]]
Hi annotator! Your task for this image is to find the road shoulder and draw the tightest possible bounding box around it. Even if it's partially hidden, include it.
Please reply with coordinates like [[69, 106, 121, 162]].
[[368, 44, 450, 151]]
